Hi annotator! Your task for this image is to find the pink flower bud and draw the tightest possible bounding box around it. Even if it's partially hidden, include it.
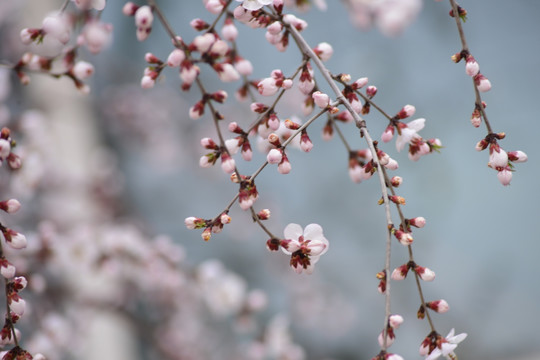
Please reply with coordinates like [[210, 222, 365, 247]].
[[258, 77, 279, 96], [352, 77, 368, 89], [257, 209, 271, 220], [9, 297, 25, 316], [199, 154, 212, 168], [180, 63, 200, 85], [250, 102, 268, 113], [211, 90, 228, 103], [3, 230, 27, 250], [278, 155, 291, 174], [489, 144, 508, 168], [397, 104, 416, 119], [42, 13, 71, 44], [0, 199, 21, 214], [426, 299, 449, 313], [313, 42, 333, 62], [220, 213, 231, 225], [391, 176, 403, 187], [281, 78, 293, 89], [72, 61, 94, 80], [381, 125, 395, 143], [378, 329, 395, 347], [122, 2, 139, 16], [298, 78, 315, 95], [13, 276, 27, 291], [300, 132, 313, 152], [267, 21, 283, 35], [201, 228, 212, 241], [366, 85, 377, 97], [209, 39, 229, 57], [0, 139, 10, 161], [234, 58, 253, 76], [389, 314, 404, 329], [497, 168, 512, 186], [136, 26, 152, 41], [414, 265, 435, 281], [220, 152, 236, 174], [221, 19, 238, 41], [391, 264, 409, 280], [189, 101, 205, 120], [185, 217, 205, 230], [409, 217, 426, 228], [0, 259, 15, 279], [190, 18, 209, 31], [312, 91, 330, 108], [225, 138, 241, 155], [140, 75, 155, 89], [135, 5, 153, 28], [394, 230, 413, 246], [20, 28, 41, 45], [192, 33, 216, 53], [201, 137, 217, 149], [267, 148, 282, 164], [474, 74, 491, 92], [167, 49, 185, 67], [475, 139, 488, 151], [508, 150, 528, 163], [465, 55, 480, 76], [214, 63, 240, 82], [241, 143, 253, 161], [205, 0, 224, 14], [384, 158, 399, 170]]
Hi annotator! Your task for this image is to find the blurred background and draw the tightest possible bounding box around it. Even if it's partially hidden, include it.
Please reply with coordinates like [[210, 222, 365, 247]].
[[2, 1, 540, 359]]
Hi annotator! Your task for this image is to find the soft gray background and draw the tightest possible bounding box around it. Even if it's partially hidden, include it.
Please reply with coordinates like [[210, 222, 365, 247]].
[[92, 1, 540, 359]]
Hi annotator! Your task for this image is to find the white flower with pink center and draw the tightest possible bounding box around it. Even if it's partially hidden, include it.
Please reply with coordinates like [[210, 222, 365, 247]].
[[236, 0, 273, 11], [281, 223, 329, 274], [396, 118, 425, 152], [425, 328, 467, 360]]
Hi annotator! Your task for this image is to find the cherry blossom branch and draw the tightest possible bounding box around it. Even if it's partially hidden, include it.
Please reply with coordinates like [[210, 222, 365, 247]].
[[445, 0, 527, 186], [448, 0, 492, 134], [286, 22, 397, 350]]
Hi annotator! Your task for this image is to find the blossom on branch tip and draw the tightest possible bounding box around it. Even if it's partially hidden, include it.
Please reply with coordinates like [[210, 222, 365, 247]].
[[281, 223, 329, 274]]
